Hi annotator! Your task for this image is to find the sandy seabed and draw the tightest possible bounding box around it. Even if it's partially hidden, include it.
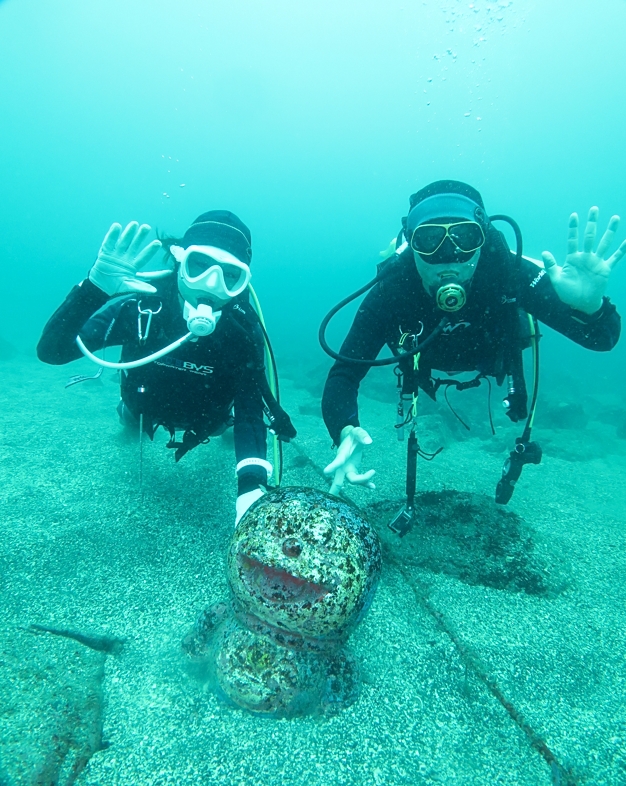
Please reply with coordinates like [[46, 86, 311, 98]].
[[1, 354, 625, 786]]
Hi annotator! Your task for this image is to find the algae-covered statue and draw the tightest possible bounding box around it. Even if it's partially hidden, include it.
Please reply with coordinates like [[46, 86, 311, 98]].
[[183, 487, 381, 717]]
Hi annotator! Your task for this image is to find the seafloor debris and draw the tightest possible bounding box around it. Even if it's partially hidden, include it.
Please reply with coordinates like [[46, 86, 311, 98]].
[[370, 489, 568, 596]]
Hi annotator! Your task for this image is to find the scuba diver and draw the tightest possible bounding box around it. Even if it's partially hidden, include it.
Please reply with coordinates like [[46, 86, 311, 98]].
[[37, 210, 295, 525], [319, 180, 623, 534]]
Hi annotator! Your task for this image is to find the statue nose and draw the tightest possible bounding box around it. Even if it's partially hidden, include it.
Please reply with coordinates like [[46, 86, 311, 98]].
[[282, 538, 302, 558]]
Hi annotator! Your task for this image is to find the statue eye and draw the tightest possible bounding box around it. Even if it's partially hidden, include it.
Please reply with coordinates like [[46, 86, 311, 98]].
[[282, 538, 302, 558]]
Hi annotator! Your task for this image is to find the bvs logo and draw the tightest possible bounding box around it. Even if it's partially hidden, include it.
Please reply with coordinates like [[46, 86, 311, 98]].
[[183, 362, 214, 375]]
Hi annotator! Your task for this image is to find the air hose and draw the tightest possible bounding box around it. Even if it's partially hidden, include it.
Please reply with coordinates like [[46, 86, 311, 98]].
[[318, 259, 448, 365], [248, 284, 282, 487]]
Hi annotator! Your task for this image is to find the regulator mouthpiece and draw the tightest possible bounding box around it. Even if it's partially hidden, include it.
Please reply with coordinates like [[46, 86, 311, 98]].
[[184, 302, 221, 336], [436, 283, 466, 312]]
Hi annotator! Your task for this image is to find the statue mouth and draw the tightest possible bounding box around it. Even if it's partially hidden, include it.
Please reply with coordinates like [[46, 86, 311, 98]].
[[239, 555, 331, 606]]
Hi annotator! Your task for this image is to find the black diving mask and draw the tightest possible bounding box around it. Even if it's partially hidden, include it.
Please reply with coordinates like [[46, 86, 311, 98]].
[[410, 221, 485, 258]]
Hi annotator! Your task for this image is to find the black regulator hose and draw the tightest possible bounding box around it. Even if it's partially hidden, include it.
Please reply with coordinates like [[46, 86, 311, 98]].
[[318, 263, 448, 366], [489, 213, 523, 269], [488, 213, 543, 504], [488, 213, 539, 443], [319, 215, 523, 367]]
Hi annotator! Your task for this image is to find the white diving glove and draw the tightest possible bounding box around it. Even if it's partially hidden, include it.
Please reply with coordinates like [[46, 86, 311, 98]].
[[324, 425, 376, 497], [235, 488, 265, 526], [89, 221, 162, 297], [541, 207, 626, 315]]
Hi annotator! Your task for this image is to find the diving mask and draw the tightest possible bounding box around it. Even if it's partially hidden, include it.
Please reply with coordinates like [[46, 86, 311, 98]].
[[171, 244, 251, 307], [410, 221, 485, 258]]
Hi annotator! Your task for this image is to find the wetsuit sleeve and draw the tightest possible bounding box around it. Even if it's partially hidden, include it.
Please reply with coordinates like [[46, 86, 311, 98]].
[[322, 283, 390, 446], [37, 279, 137, 364], [518, 257, 621, 350], [233, 321, 268, 496], [37, 279, 111, 364]]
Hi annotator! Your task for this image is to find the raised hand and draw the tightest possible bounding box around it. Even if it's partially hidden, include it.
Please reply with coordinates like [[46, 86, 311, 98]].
[[89, 222, 162, 296], [542, 207, 626, 314]]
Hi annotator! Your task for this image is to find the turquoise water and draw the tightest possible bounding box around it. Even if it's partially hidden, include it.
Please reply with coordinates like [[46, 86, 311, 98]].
[[1, 1, 626, 784]]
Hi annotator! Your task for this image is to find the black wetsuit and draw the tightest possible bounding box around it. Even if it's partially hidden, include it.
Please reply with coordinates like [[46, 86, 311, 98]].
[[37, 275, 269, 493], [322, 229, 621, 445]]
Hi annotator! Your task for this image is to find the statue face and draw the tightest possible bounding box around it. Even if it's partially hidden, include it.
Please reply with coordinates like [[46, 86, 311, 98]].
[[227, 488, 381, 642]]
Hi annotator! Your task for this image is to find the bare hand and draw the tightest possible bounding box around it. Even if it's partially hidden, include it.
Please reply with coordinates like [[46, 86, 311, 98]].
[[542, 207, 625, 314], [324, 426, 376, 497]]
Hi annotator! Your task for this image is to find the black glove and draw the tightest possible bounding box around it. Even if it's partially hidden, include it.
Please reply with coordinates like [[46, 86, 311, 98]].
[[167, 429, 207, 462], [265, 405, 297, 442]]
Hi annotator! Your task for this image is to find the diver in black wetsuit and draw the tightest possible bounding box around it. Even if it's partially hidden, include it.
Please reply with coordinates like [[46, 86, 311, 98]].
[[38, 210, 294, 524], [321, 181, 622, 502]]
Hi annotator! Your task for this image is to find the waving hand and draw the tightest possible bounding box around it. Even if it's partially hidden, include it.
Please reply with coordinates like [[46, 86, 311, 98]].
[[542, 207, 626, 314]]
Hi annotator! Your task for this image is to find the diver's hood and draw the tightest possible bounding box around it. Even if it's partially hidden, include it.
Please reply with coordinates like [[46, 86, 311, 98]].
[[174, 209, 253, 309], [403, 179, 489, 242], [405, 179, 487, 312]]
